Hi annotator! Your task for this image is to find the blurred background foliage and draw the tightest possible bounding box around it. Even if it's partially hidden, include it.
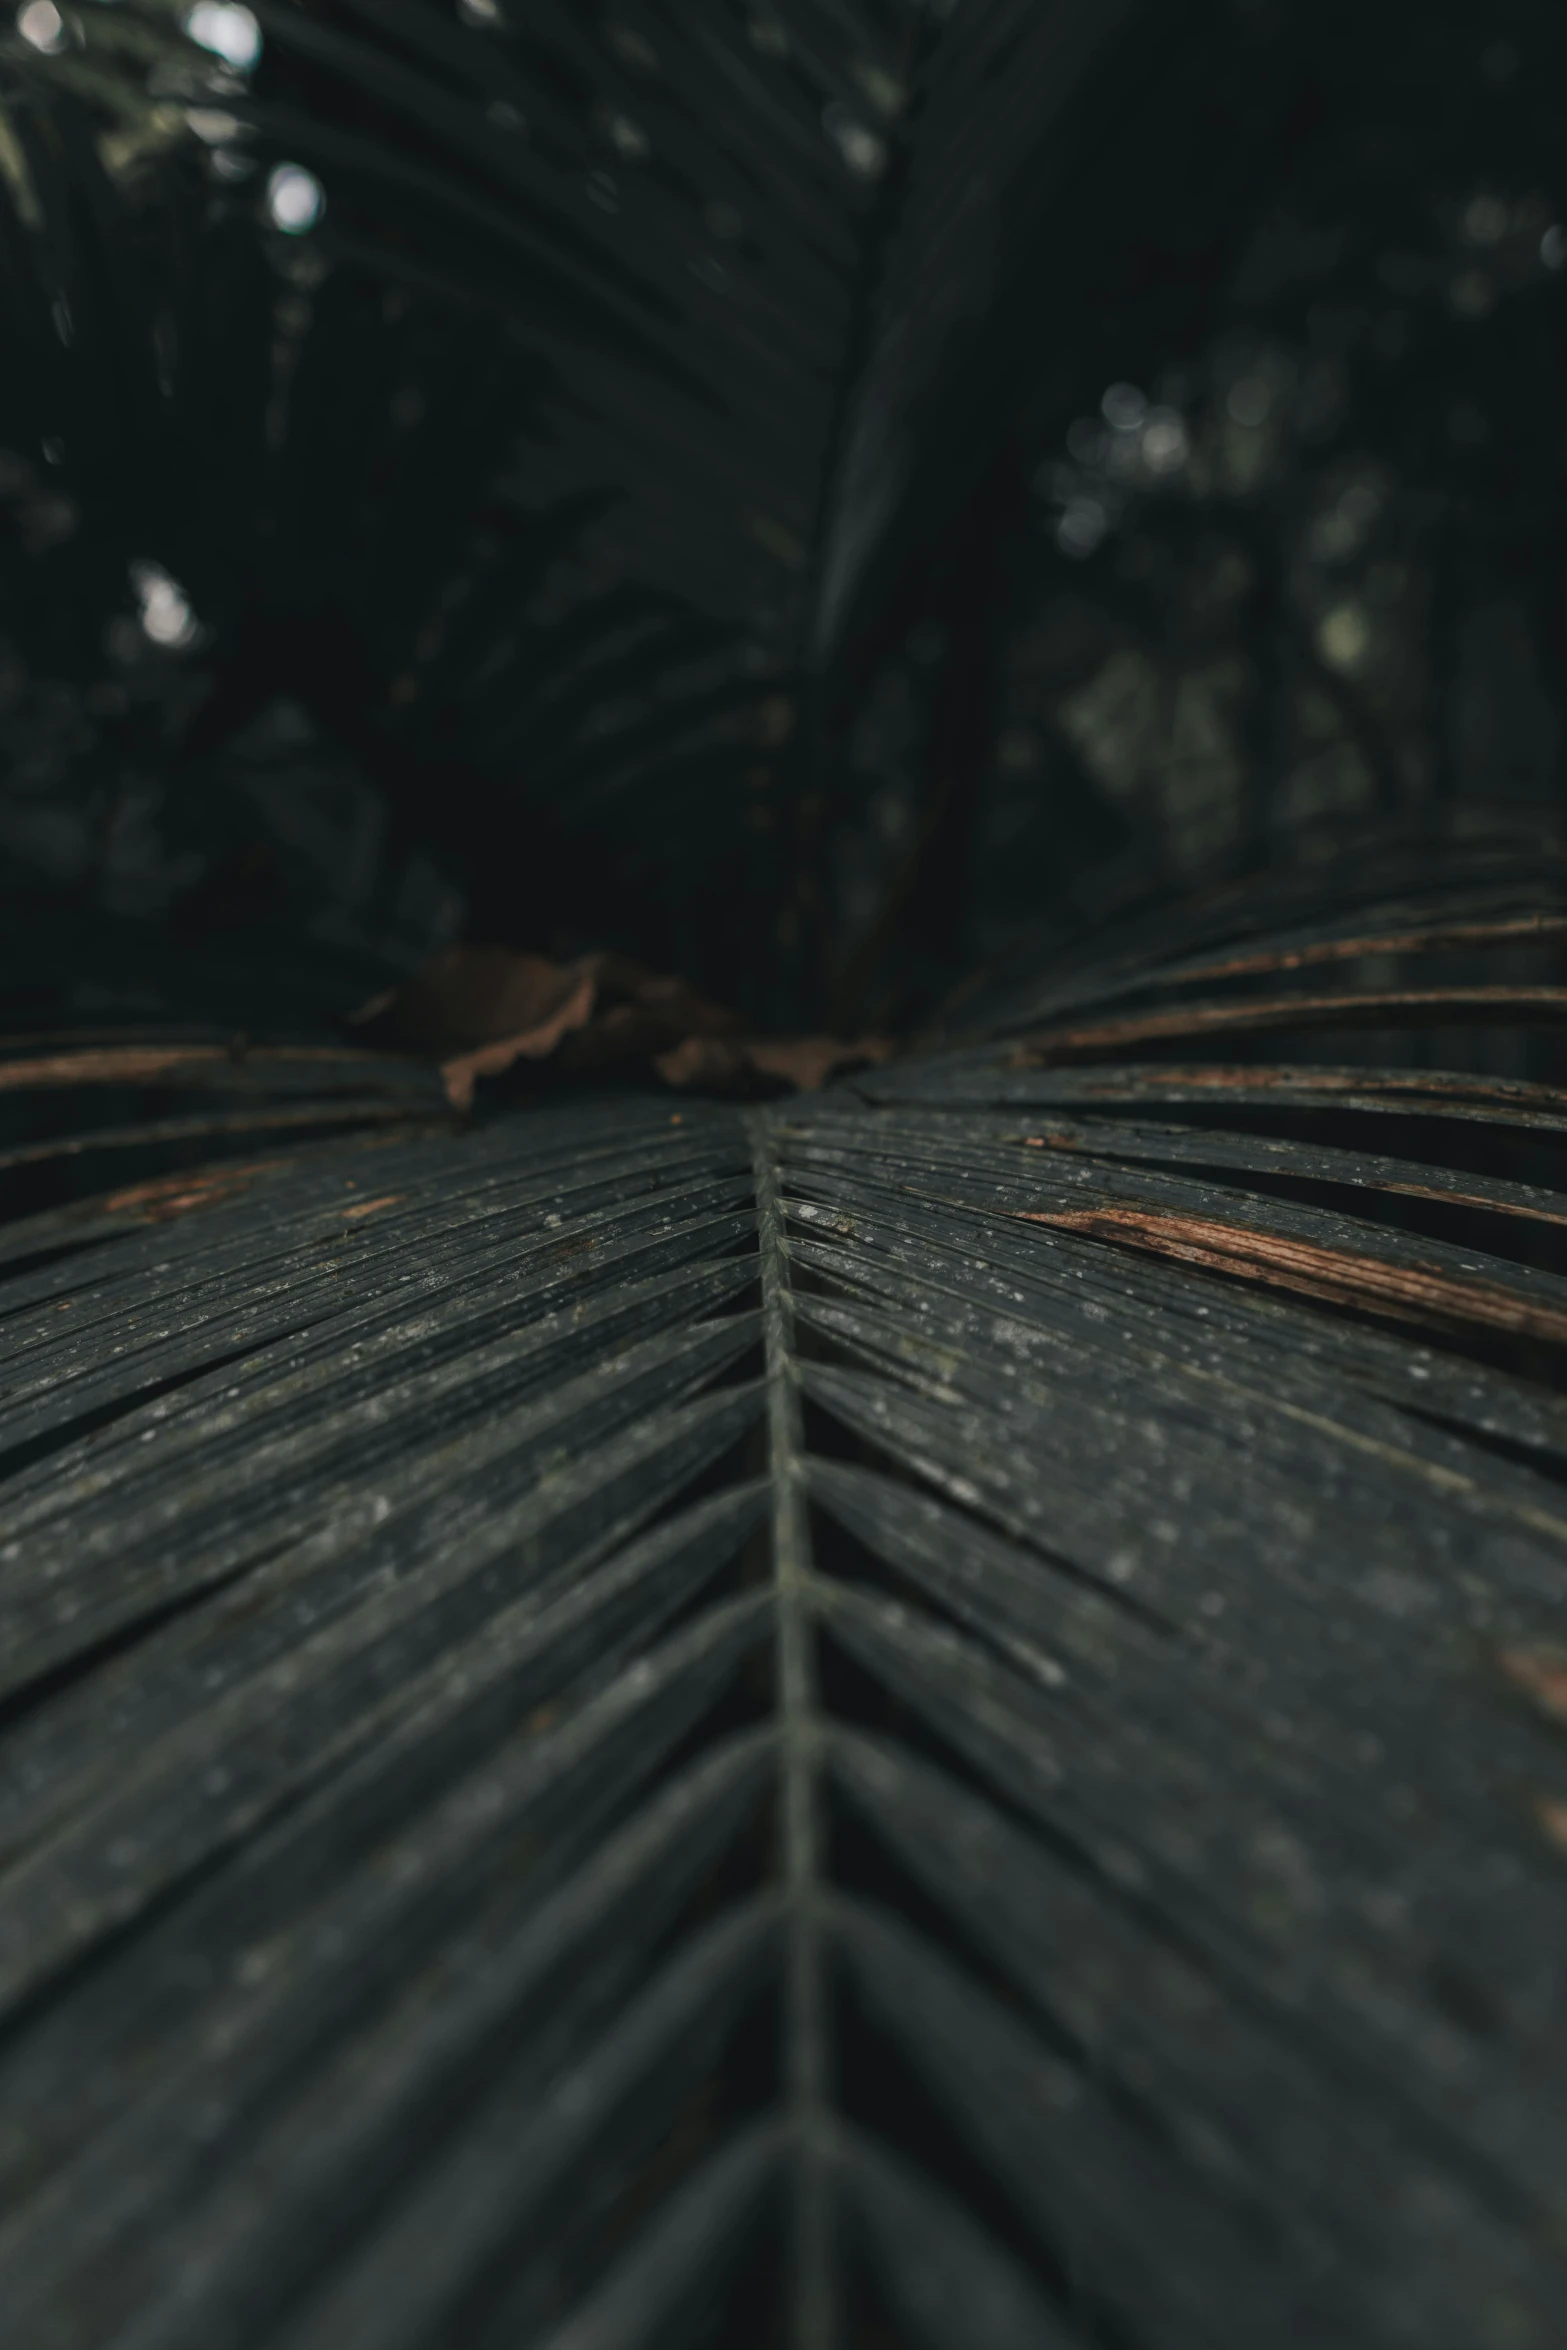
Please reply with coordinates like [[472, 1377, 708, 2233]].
[[0, 0, 1561, 1038]]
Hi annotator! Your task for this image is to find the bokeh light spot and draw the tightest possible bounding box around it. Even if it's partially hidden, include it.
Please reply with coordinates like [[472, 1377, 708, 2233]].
[[184, 3, 261, 73], [1318, 603, 1370, 672], [1462, 193, 1509, 246], [604, 111, 650, 161], [17, 2, 66, 55], [1140, 409, 1189, 474], [1227, 376, 1272, 428], [187, 108, 243, 146], [1057, 500, 1107, 559], [823, 104, 886, 181], [1101, 383, 1148, 432], [130, 562, 199, 653], [266, 163, 325, 236]]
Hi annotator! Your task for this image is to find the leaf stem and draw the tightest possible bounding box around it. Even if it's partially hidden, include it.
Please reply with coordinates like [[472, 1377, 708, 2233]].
[[748, 1108, 834, 2349]]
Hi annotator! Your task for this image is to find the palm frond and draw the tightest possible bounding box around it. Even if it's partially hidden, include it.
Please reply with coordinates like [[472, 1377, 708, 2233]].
[[215, 0, 1167, 1002], [0, 867, 1565, 2344], [3, 6, 1567, 2342]]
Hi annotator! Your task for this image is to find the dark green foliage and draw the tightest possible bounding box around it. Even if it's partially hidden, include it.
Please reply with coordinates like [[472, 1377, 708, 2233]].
[[1, 865, 1567, 2345], [2, 4, 1567, 2346]]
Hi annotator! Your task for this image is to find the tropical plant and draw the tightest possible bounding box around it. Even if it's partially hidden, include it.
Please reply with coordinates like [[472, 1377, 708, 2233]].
[[1, 4, 1566, 2347]]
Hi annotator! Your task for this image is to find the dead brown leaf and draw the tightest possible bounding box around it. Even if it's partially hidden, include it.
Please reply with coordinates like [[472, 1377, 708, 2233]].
[[353, 943, 890, 1105], [1014, 1201, 1567, 1344], [0, 1045, 230, 1093], [654, 1034, 893, 1094], [341, 1193, 406, 1223], [438, 971, 599, 1112], [102, 1164, 279, 1223], [350, 944, 598, 1056], [1013, 985, 1567, 1064], [1160, 912, 1567, 990]]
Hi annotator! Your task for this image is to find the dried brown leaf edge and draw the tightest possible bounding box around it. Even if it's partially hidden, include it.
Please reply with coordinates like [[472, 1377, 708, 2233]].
[[351, 945, 892, 1111]]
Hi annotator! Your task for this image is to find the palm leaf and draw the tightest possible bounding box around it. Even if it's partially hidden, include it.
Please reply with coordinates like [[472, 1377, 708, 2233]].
[[0, 16, 696, 989], [221, 0, 1167, 1001], [3, 7, 1567, 2343], [0, 866, 1565, 2345]]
